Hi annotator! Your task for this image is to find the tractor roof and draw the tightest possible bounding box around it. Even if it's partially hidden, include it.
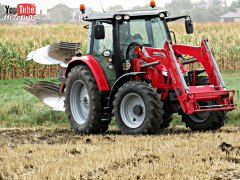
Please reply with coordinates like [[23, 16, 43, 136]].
[[82, 9, 168, 21]]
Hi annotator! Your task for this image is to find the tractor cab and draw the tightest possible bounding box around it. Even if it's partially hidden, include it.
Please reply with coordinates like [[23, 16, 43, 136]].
[[83, 9, 172, 83], [84, 8, 194, 85]]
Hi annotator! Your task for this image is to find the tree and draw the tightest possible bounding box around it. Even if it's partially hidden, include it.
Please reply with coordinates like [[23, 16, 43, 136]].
[[190, 8, 209, 22], [165, 0, 192, 16], [222, 0, 227, 7], [0, 3, 8, 24], [132, 4, 155, 10], [209, 0, 223, 7], [50, 4, 72, 23], [107, 5, 123, 12], [196, 0, 208, 7], [229, 0, 240, 9], [0, 3, 4, 17]]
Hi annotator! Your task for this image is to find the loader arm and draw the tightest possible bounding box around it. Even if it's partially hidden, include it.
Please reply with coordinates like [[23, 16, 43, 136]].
[[165, 40, 236, 114], [173, 38, 225, 90], [164, 41, 190, 113]]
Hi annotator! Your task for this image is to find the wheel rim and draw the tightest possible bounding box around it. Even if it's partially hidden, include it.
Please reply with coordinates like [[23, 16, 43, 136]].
[[189, 101, 212, 123], [120, 93, 146, 128], [70, 80, 90, 125]]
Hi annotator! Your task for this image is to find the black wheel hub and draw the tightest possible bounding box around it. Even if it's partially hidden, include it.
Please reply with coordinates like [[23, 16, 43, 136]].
[[83, 97, 89, 109], [133, 105, 143, 116]]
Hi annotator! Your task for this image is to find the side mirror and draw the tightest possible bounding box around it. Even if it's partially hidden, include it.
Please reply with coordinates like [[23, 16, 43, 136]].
[[170, 31, 177, 44], [94, 25, 105, 39], [185, 18, 193, 34]]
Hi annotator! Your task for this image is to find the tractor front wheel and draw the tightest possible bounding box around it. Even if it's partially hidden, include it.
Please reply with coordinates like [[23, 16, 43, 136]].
[[113, 81, 163, 134], [182, 109, 227, 131], [182, 76, 227, 131]]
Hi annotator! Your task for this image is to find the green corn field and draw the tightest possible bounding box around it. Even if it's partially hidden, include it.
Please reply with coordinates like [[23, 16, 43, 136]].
[[0, 22, 239, 80]]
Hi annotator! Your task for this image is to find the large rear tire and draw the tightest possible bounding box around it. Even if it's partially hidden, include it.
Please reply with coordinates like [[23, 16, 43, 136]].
[[65, 65, 109, 134], [113, 81, 163, 134], [182, 76, 227, 131]]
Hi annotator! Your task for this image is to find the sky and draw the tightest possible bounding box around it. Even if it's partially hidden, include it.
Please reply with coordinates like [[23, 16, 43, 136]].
[[0, 0, 235, 14]]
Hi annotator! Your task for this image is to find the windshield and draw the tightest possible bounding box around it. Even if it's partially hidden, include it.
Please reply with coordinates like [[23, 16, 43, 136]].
[[119, 17, 168, 59]]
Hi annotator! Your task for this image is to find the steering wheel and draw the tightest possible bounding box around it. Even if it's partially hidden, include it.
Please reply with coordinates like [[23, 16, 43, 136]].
[[126, 42, 143, 60]]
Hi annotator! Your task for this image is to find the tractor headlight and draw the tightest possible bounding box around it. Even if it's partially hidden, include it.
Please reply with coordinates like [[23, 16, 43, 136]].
[[159, 13, 165, 18], [115, 15, 122, 20], [166, 12, 170, 17], [123, 15, 130, 20]]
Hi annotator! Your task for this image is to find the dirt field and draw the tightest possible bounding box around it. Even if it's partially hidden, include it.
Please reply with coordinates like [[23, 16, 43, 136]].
[[0, 127, 239, 179]]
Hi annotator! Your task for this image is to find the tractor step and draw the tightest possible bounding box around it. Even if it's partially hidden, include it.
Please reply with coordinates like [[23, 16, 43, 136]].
[[101, 96, 111, 122], [101, 108, 111, 122], [103, 106, 110, 111]]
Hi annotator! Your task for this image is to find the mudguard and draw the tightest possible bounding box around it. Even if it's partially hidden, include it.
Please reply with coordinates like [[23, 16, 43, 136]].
[[108, 72, 147, 108], [65, 55, 110, 91]]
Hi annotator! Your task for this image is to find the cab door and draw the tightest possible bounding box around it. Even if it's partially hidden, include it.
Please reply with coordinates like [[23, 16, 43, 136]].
[[92, 21, 116, 86]]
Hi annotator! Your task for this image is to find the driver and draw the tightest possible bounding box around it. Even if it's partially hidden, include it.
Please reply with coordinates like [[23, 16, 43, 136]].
[[119, 23, 144, 59]]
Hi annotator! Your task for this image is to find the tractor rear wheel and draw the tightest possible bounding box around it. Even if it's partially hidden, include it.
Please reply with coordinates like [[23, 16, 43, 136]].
[[182, 76, 227, 131], [65, 65, 109, 134], [113, 81, 163, 134]]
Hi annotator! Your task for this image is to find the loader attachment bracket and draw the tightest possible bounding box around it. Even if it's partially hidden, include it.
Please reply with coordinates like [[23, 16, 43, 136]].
[[165, 41, 236, 114]]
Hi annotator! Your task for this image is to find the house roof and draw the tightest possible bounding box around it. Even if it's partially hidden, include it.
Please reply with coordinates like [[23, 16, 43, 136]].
[[220, 8, 240, 18]]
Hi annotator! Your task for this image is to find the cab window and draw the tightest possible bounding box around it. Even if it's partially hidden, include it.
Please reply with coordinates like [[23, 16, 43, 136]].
[[93, 22, 113, 56]]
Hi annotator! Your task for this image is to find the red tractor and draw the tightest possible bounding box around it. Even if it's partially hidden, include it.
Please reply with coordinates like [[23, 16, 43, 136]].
[[25, 3, 236, 134]]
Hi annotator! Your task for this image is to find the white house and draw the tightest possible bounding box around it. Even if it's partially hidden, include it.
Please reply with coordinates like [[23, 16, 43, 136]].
[[220, 8, 240, 22]]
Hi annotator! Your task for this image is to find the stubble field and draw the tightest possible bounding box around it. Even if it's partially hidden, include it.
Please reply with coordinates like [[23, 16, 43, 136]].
[[0, 127, 240, 179]]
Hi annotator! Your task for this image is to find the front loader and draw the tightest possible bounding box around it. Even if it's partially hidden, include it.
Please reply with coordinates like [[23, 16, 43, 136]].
[[25, 2, 236, 134]]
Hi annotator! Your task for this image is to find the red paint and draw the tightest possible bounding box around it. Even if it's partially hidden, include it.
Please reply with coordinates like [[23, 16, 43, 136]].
[[129, 40, 235, 114], [66, 55, 110, 91], [17, 4, 36, 16], [64, 39, 235, 114]]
